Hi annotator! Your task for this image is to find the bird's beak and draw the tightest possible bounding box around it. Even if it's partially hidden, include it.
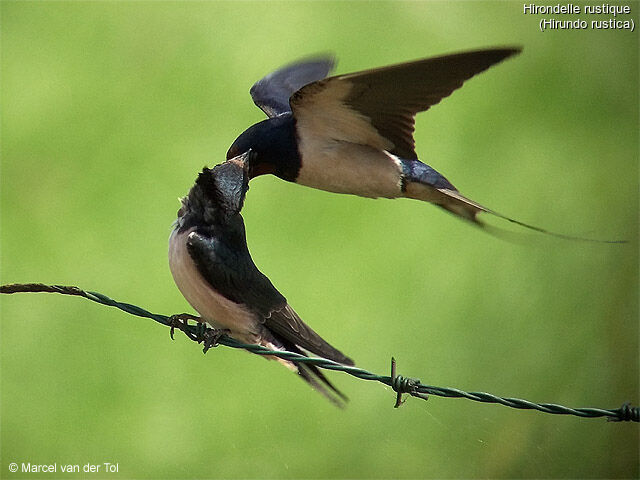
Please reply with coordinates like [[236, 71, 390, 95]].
[[228, 149, 254, 173]]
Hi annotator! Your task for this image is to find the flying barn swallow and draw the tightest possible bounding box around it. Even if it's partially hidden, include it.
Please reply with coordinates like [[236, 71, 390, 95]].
[[226, 47, 587, 237], [168, 152, 353, 405]]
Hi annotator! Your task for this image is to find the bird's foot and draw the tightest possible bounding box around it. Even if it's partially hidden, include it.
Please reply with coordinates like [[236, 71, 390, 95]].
[[202, 328, 231, 354], [167, 313, 202, 341]]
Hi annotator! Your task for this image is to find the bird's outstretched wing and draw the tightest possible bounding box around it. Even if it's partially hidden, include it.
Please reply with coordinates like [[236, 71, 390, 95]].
[[290, 48, 521, 160], [250, 55, 335, 118], [186, 230, 353, 366]]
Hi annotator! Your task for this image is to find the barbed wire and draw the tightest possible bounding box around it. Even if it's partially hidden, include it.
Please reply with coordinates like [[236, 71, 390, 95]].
[[1, 282, 637, 422]]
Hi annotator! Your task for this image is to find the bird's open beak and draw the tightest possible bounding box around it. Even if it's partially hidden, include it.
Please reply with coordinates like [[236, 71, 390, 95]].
[[228, 149, 254, 173]]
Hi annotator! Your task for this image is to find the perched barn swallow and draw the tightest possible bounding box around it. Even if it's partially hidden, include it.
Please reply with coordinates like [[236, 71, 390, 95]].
[[168, 152, 353, 405], [226, 48, 607, 240]]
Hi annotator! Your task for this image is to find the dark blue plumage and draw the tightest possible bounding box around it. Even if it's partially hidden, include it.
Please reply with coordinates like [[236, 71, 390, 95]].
[[227, 114, 300, 181], [400, 159, 456, 191]]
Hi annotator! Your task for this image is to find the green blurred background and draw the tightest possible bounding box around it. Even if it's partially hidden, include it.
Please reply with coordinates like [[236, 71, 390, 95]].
[[1, 2, 638, 478]]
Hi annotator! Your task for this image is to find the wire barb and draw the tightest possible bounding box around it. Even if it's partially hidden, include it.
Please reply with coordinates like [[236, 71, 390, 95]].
[[607, 403, 639, 422], [391, 357, 429, 408], [1, 282, 637, 422]]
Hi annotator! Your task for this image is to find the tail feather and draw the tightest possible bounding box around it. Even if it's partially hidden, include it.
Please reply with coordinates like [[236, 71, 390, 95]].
[[404, 175, 625, 244], [401, 158, 625, 243], [268, 338, 351, 407], [297, 361, 349, 408], [434, 187, 626, 244]]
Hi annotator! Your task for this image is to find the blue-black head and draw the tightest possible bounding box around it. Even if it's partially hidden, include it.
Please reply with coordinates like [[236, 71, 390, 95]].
[[226, 114, 300, 182]]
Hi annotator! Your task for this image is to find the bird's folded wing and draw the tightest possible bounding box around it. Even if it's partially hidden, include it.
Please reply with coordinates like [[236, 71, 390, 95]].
[[250, 56, 335, 118], [290, 48, 521, 160], [264, 304, 354, 366], [186, 231, 353, 365]]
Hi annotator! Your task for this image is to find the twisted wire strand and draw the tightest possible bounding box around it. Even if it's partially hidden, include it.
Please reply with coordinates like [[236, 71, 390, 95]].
[[1, 282, 637, 422]]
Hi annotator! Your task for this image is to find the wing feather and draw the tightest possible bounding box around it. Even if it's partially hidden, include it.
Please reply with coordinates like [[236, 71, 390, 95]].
[[250, 56, 335, 117], [291, 48, 521, 159], [266, 304, 354, 366]]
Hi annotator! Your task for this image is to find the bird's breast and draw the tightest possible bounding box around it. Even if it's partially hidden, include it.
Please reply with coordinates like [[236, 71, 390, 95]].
[[295, 141, 404, 199], [168, 227, 260, 342]]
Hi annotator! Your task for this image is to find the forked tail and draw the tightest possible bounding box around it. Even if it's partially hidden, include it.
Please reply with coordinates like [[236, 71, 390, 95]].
[[401, 160, 626, 244], [434, 187, 626, 244], [274, 340, 350, 408]]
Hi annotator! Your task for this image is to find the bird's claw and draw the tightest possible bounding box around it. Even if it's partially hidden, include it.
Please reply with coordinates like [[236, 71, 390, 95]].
[[202, 328, 231, 353], [167, 313, 201, 341]]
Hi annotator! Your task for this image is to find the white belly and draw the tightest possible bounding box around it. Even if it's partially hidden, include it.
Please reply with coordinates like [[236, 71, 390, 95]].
[[168, 227, 261, 343], [295, 142, 403, 199]]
